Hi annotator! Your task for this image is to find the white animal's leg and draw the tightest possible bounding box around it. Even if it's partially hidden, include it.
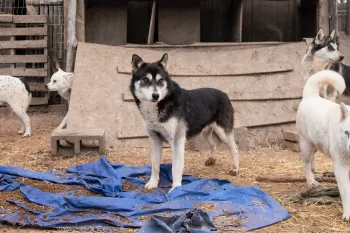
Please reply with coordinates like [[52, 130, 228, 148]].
[[9, 105, 31, 137], [332, 159, 350, 221], [145, 131, 163, 190], [169, 136, 186, 193], [57, 113, 68, 129], [203, 126, 217, 166], [311, 153, 316, 173], [300, 136, 319, 189], [212, 124, 239, 176], [17, 117, 25, 135]]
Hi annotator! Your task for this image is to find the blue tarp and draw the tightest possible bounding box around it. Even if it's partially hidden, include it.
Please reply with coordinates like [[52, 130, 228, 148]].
[[0, 156, 289, 231]]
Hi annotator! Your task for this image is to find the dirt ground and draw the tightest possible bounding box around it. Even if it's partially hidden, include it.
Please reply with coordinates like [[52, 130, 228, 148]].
[[0, 113, 349, 233]]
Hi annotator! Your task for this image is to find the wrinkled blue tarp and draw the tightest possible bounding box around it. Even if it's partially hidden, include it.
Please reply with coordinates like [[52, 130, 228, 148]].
[[0, 156, 289, 231]]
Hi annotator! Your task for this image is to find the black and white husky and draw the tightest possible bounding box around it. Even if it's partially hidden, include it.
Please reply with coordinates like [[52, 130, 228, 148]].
[[130, 53, 239, 192], [302, 28, 350, 101]]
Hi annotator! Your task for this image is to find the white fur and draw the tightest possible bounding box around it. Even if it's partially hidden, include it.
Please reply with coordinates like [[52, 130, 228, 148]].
[[0, 75, 31, 137], [296, 70, 350, 221], [134, 76, 168, 102], [46, 68, 74, 129]]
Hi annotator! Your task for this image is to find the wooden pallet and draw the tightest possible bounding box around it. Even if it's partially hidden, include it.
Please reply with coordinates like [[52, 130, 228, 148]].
[[0, 15, 49, 106]]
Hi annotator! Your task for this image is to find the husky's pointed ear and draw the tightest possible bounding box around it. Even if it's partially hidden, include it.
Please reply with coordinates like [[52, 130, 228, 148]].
[[330, 29, 336, 39], [340, 102, 349, 122], [159, 53, 168, 68], [314, 28, 325, 45], [131, 54, 144, 72], [55, 61, 61, 71]]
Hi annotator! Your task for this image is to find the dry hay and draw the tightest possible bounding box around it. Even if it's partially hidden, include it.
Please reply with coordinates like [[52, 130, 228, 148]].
[[14, 178, 101, 197], [0, 113, 349, 233], [193, 203, 217, 212]]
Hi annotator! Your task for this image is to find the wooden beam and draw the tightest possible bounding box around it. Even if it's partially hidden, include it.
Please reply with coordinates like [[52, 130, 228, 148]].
[[0, 68, 47, 77], [328, 0, 337, 33], [26, 0, 63, 5], [0, 40, 47, 49], [29, 83, 47, 91], [147, 0, 156, 45], [0, 15, 12, 23], [0, 27, 47, 36], [31, 97, 48, 105], [66, 0, 77, 72], [0, 55, 47, 63], [346, 0, 350, 35], [318, 0, 329, 35], [12, 15, 47, 23]]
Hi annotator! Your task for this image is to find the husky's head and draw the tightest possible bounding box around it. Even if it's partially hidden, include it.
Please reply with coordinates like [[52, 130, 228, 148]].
[[339, 103, 350, 152], [130, 53, 170, 103], [305, 28, 344, 63], [46, 63, 74, 92]]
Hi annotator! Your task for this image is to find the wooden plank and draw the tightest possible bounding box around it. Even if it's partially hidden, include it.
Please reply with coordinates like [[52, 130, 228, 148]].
[[0, 55, 47, 63], [0, 68, 47, 77], [27, 0, 63, 5], [328, 0, 337, 32], [0, 40, 47, 49], [147, 0, 156, 44], [31, 97, 48, 105], [0, 27, 47, 36], [28, 83, 47, 91], [0, 15, 12, 23], [12, 15, 47, 23], [116, 99, 300, 139], [118, 62, 295, 76]]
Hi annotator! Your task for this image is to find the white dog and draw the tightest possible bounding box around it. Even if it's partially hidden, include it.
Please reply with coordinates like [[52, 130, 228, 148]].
[[46, 64, 74, 129], [0, 75, 31, 137], [296, 70, 350, 221]]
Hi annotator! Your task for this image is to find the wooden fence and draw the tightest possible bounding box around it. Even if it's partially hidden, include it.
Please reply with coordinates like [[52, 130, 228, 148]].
[[0, 15, 49, 106]]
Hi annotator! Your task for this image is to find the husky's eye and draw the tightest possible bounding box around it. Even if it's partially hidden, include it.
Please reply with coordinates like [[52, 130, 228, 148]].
[[158, 79, 164, 85], [142, 78, 150, 85], [328, 45, 335, 51], [53, 80, 57, 83], [345, 131, 349, 137]]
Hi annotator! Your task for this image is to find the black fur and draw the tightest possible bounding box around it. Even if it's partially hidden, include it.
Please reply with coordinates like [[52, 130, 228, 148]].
[[331, 62, 350, 95], [130, 55, 234, 139], [20, 78, 31, 95], [311, 34, 339, 55]]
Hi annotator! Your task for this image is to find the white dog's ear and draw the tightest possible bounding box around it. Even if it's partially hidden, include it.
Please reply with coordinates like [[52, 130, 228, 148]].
[[340, 102, 349, 122], [131, 54, 144, 73], [329, 29, 336, 39], [159, 53, 168, 68], [314, 28, 324, 45]]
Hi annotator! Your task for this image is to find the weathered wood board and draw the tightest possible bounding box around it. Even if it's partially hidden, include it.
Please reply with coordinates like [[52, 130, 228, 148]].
[[67, 41, 308, 149]]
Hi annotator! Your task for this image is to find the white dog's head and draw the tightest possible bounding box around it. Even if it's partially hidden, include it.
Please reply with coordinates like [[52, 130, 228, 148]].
[[339, 103, 350, 152], [46, 67, 74, 92]]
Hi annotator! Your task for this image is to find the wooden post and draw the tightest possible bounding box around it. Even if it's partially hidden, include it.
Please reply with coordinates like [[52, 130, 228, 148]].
[[346, 0, 350, 35], [328, 0, 337, 33], [147, 0, 156, 45], [66, 0, 77, 72], [318, 0, 329, 35]]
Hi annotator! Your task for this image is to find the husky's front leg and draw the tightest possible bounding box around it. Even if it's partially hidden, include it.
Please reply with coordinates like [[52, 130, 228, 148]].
[[57, 113, 68, 129], [145, 131, 163, 189], [332, 159, 350, 221], [169, 135, 185, 193]]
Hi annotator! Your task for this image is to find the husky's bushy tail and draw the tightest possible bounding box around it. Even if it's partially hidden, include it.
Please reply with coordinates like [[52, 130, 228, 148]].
[[303, 70, 345, 99]]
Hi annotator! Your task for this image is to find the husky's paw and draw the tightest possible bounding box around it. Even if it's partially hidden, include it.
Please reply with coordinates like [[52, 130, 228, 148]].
[[306, 180, 320, 190], [18, 130, 24, 135], [205, 157, 216, 166], [343, 213, 350, 222], [168, 183, 182, 193], [145, 179, 158, 190], [22, 132, 31, 137], [229, 169, 238, 176]]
